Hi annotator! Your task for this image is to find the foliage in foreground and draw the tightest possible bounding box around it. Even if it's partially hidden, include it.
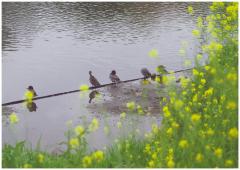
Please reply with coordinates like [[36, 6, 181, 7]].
[[2, 2, 238, 168]]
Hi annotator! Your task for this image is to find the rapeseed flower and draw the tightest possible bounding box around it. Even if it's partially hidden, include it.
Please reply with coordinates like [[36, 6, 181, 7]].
[[228, 127, 238, 139], [195, 153, 203, 163], [225, 159, 233, 167], [226, 101, 237, 110], [192, 30, 200, 37], [214, 148, 223, 158], [191, 114, 201, 122], [167, 159, 175, 168], [120, 112, 126, 119], [82, 156, 92, 167], [187, 6, 194, 15], [9, 112, 19, 124], [75, 125, 85, 136], [69, 138, 79, 148], [80, 84, 89, 91], [37, 154, 44, 163], [88, 117, 99, 132], [148, 49, 159, 58], [163, 106, 171, 118], [23, 164, 32, 168], [126, 101, 135, 111], [179, 139, 188, 148], [92, 150, 104, 162]]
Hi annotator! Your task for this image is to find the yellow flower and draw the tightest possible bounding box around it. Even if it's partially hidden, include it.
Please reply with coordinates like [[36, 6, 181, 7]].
[[89, 117, 99, 132], [227, 72, 237, 81], [80, 84, 89, 91], [179, 139, 188, 148], [174, 100, 183, 109], [197, 16, 203, 28], [69, 138, 79, 148], [37, 154, 44, 163], [214, 148, 223, 158], [75, 125, 85, 136], [144, 144, 151, 154], [206, 128, 214, 136], [226, 101, 237, 110], [117, 121, 122, 128], [224, 25, 231, 31], [24, 90, 34, 101], [205, 145, 211, 151], [171, 121, 180, 129], [228, 127, 238, 139], [104, 126, 109, 135], [148, 160, 155, 168], [92, 150, 104, 162], [192, 69, 199, 76], [193, 94, 198, 102], [126, 101, 135, 111], [142, 79, 150, 85], [195, 153, 203, 163], [225, 159, 234, 167], [166, 127, 173, 136], [152, 152, 157, 160], [137, 105, 144, 115], [192, 30, 200, 37], [204, 87, 214, 97], [9, 112, 19, 124], [187, 6, 194, 15], [210, 68, 216, 75], [205, 65, 210, 71], [148, 49, 159, 58], [196, 54, 203, 60], [191, 114, 201, 122], [82, 156, 92, 167], [200, 79, 206, 85], [120, 112, 126, 119], [167, 159, 175, 168], [152, 123, 158, 134], [23, 164, 32, 168], [163, 106, 171, 118]]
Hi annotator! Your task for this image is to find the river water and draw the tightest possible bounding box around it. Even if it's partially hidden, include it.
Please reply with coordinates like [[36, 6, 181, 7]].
[[2, 2, 209, 152]]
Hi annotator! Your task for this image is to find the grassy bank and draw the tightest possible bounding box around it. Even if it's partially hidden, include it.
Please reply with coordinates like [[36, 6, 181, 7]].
[[2, 2, 238, 168]]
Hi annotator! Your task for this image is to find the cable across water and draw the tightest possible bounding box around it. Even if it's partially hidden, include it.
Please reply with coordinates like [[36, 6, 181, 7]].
[[2, 67, 193, 106]]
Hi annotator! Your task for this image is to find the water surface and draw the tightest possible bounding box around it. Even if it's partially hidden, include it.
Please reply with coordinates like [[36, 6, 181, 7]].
[[2, 2, 209, 151]]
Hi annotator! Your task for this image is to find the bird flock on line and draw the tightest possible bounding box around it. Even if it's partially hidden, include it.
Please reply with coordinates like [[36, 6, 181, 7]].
[[26, 65, 168, 104]]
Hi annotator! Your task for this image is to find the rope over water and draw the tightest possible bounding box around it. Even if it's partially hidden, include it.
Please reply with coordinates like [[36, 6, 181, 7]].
[[2, 67, 193, 106]]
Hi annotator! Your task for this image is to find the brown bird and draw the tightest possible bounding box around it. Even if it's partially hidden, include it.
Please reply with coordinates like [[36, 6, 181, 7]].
[[156, 65, 168, 74], [89, 90, 99, 103], [141, 68, 152, 79], [89, 71, 101, 87], [109, 70, 121, 83], [27, 86, 37, 97]]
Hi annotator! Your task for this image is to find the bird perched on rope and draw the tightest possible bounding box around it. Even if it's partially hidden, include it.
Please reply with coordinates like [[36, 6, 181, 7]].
[[109, 70, 121, 83], [156, 65, 168, 74], [27, 86, 38, 97], [89, 71, 101, 87], [89, 90, 100, 103], [141, 68, 156, 80]]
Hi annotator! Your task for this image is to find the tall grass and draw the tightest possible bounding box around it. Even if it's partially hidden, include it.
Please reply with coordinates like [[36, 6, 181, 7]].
[[2, 2, 238, 168]]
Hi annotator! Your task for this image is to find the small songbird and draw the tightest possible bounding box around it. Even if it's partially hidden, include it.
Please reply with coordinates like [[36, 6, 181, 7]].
[[89, 90, 99, 103], [27, 86, 37, 97], [141, 68, 152, 79], [89, 71, 101, 87], [156, 65, 168, 74], [109, 70, 121, 83]]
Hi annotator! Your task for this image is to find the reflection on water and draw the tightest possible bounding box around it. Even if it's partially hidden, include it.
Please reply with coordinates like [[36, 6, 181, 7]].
[[26, 102, 38, 112], [2, 2, 210, 152]]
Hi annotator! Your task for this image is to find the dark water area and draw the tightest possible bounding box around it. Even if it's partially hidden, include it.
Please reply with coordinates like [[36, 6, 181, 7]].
[[2, 2, 210, 152]]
